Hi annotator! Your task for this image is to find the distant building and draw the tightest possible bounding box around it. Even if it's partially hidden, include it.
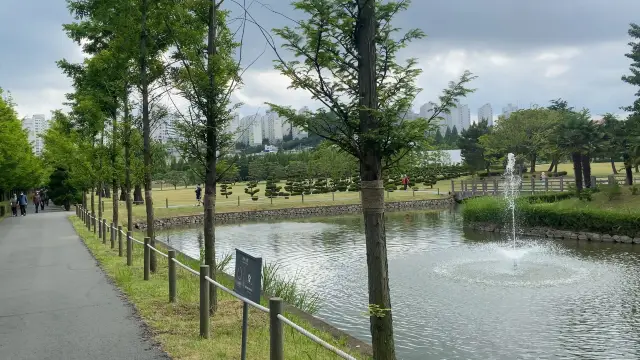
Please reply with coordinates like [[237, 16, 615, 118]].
[[22, 114, 49, 156], [477, 103, 493, 126], [421, 101, 470, 133], [502, 103, 519, 119]]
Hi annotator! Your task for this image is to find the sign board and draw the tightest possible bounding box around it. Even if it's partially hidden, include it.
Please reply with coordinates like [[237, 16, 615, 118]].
[[234, 249, 262, 303]]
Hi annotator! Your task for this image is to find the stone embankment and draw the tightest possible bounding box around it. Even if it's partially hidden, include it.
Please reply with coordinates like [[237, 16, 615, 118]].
[[135, 198, 454, 230], [468, 222, 640, 244]]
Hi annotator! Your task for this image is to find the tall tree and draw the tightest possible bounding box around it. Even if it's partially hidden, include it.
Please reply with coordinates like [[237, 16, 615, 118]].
[[458, 119, 491, 173], [167, 0, 245, 313], [263, 1, 475, 358], [621, 23, 640, 184]]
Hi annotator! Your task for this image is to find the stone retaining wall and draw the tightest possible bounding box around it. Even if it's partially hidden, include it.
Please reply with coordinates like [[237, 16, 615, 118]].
[[467, 222, 640, 244], [134, 198, 454, 230]]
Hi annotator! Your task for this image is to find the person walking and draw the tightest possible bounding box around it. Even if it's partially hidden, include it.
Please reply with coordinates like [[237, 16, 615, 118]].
[[10, 193, 18, 217], [39, 189, 45, 211], [18, 191, 27, 216], [195, 184, 202, 206], [33, 192, 41, 214]]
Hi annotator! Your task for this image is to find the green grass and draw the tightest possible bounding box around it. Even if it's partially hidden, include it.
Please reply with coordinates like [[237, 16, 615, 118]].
[[535, 161, 626, 177], [90, 180, 447, 225], [69, 216, 369, 360], [462, 188, 640, 237]]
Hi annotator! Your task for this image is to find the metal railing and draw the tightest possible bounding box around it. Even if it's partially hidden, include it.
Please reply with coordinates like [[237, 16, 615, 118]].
[[74, 205, 357, 360]]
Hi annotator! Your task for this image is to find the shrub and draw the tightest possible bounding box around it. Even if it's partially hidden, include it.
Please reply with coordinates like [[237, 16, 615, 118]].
[[523, 192, 574, 203], [264, 179, 281, 198], [631, 185, 640, 195], [219, 182, 233, 198], [244, 181, 260, 199], [603, 182, 622, 201]]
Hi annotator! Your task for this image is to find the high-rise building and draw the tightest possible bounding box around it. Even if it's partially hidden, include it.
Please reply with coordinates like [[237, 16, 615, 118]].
[[152, 115, 180, 144], [238, 114, 262, 145], [502, 103, 519, 119], [22, 114, 49, 156], [261, 110, 284, 143], [454, 103, 471, 131], [477, 103, 493, 126]]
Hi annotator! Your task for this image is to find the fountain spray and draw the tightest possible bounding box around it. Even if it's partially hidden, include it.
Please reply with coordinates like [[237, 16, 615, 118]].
[[504, 153, 522, 258]]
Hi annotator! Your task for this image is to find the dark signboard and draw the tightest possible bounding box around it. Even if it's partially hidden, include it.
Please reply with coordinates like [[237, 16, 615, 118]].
[[234, 249, 262, 303]]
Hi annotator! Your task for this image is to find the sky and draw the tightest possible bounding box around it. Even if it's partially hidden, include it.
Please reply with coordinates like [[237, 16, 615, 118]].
[[2, 0, 640, 122]]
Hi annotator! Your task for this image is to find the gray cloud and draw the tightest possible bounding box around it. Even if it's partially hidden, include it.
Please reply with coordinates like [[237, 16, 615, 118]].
[[1, 0, 638, 118]]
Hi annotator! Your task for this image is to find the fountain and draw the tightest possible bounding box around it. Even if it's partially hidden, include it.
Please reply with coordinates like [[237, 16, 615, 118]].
[[500, 153, 524, 267]]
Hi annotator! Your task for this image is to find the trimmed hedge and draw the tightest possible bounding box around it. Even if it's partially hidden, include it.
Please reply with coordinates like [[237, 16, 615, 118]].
[[462, 194, 640, 237]]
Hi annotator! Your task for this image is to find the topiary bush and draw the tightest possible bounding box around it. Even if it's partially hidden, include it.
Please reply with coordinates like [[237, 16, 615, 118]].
[[264, 179, 282, 198], [244, 181, 260, 199], [219, 182, 233, 198]]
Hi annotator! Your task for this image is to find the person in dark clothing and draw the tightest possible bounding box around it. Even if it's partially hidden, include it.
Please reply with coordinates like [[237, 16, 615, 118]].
[[18, 192, 27, 216], [195, 185, 202, 206], [34, 192, 41, 213], [10, 194, 18, 217]]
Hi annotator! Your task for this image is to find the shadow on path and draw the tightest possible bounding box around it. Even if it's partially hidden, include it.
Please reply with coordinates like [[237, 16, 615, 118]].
[[0, 206, 170, 360]]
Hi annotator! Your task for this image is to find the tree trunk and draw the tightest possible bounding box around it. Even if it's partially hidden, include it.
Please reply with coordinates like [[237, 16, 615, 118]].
[[356, 1, 396, 358], [123, 87, 133, 231], [82, 190, 87, 209], [530, 153, 536, 173], [554, 162, 558, 175], [140, 0, 156, 272], [90, 186, 95, 218], [581, 154, 591, 188], [98, 131, 104, 220], [571, 152, 583, 192], [636, 164, 639, 173], [203, 0, 219, 314], [547, 159, 555, 172], [119, 185, 126, 201], [112, 111, 119, 228], [611, 158, 618, 174], [624, 153, 633, 185], [133, 185, 144, 204], [104, 186, 111, 198]]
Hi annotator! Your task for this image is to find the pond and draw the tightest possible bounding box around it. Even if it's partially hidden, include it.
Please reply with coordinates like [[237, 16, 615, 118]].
[[157, 209, 640, 360]]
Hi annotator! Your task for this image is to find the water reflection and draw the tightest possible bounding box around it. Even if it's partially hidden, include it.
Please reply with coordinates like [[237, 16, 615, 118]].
[[158, 210, 640, 360]]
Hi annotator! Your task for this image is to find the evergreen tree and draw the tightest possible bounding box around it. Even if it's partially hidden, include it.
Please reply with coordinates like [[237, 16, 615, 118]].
[[434, 128, 444, 144], [458, 119, 491, 173]]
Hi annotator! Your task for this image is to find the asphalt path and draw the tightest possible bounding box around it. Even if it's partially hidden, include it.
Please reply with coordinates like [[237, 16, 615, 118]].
[[0, 205, 169, 360]]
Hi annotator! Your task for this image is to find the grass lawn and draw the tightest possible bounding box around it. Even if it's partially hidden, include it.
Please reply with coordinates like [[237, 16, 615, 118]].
[[547, 188, 640, 213], [92, 180, 448, 225], [70, 216, 368, 360], [535, 161, 626, 177]]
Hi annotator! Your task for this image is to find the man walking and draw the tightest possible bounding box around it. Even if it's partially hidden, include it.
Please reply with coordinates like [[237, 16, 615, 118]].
[[33, 192, 41, 214], [18, 191, 27, 216], [195, 184, 202, 206], [10, 193, 18, 217]]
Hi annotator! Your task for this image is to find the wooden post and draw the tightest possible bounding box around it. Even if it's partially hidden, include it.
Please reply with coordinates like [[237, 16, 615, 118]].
[[451, 180, 455, 193], [166, 198, 168, 208], [200, 265, 210, 338], [531, 177, 535, 194], [560, 177, 565, 192], [590, 176, 597, 189], [118, 225, 123, 257], [168, 250, 176, 303], [126, 231, 133, 266], [482, 180, 487, 195], [237, 196, 240, 206], [544, 178, 549, 192], [98, 217, 102, 238], [144, 237, 150, 280], [110, 223, 115, 249], [102, 219, 107, 244], [493, 179, 498, 195], [269, 298, 283, 360]]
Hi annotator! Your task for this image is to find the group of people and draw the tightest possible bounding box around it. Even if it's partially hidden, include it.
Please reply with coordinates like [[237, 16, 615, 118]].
[[9, 189, 48, 217]]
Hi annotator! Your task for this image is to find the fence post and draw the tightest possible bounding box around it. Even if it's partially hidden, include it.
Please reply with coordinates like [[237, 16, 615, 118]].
[[144, 237, 150, 280], [237, 196, 240, 206], [493, 179, 498, 195], [270, 196, 273, 205], [102, 219, 107, 244], [199, 265, 210, 338], [301, 193, 304, 203], [590, 176, 597, 189], [482, 180, 487, 195], [118, 225, 123, 257], [126, 231, 133, 266], [168, 250, 176, 303], [608, 175, 615, 186], [332, 192, 335, 201], [560, 177, 565, 192], [101, 200, 104, 214], [471, 180, 476, 196], [98, 217, 102, 238], [544, 178, 549, 192], [451, 180, 455, 193], [166, 198, 169, 208], [110, 223, 115, 249], [412, 189, 415, 197], [270, 297, 284, 360], [93, 216, 97, 234], [531, 177, 535, 194]]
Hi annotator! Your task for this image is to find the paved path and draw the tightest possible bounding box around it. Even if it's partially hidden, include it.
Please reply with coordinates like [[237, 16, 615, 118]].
[[0, 206, 169, 360]]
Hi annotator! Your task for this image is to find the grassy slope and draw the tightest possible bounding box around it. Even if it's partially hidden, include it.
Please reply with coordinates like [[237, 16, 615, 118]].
[[535, 162, 626, 177], [70, 216, 368, 360], [94, 180, 447, 225]]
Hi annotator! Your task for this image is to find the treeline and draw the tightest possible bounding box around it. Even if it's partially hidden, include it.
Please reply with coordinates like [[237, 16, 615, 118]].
[[0, 89, 43, 201]]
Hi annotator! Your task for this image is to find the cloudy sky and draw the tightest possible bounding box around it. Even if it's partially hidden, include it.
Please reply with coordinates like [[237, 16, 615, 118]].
[[2, 0, 639, 122]]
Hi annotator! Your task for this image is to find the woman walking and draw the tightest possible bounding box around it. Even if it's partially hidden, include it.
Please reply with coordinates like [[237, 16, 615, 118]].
[[10, 194, 18, 217], [33, 192, 41, 214]]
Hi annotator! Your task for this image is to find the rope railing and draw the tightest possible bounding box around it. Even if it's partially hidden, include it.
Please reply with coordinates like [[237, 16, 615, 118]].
[[74, 204, 360, 360]]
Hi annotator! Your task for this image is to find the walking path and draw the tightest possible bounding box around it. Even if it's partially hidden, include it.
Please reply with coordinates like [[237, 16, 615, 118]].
[[0, 206, 169, 360]]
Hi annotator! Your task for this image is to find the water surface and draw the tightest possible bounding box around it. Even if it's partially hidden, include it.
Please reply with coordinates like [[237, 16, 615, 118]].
[[158, 210, 640, 360]]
